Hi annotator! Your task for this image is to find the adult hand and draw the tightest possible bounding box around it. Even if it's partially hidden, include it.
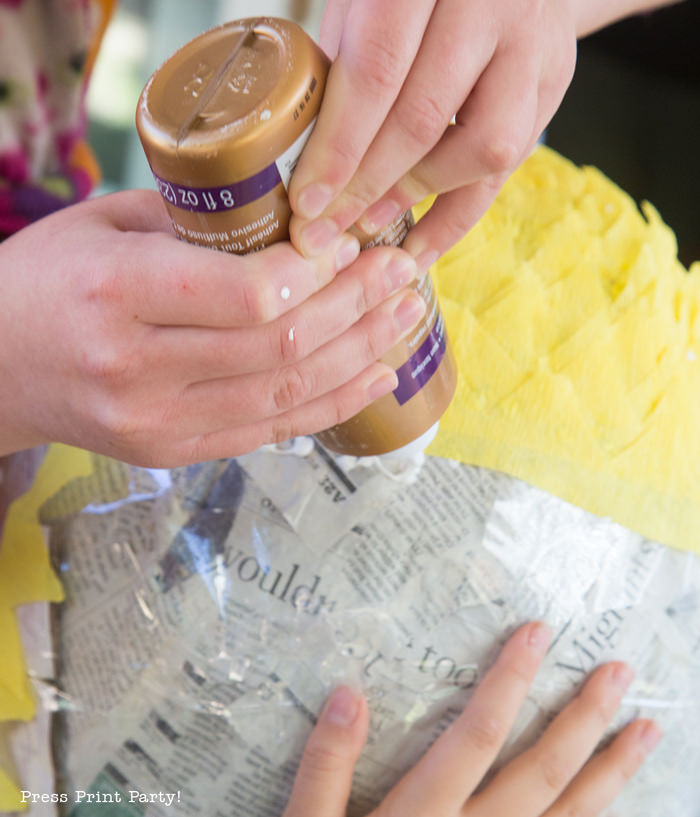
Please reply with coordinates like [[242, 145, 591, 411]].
[[288, 0, 578, 272], [284, 623, 662, 817], [0, 189, 424, 466]]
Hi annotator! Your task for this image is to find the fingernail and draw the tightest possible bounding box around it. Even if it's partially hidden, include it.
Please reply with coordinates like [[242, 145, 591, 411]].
[[368, 370, 398, 402], [297, 183, 334, 219], [359, 198, 402, 233], [324, 685, 361, 727], [527, 622, 552, 653], [639, 721, 663, 753], [413, 249, 440, 275], [336, 235, 360, 271], [394, 293, 426, 333], [301, 218, 341, 255], [610, 662, 635, 691], [386, 253, 418, 292]]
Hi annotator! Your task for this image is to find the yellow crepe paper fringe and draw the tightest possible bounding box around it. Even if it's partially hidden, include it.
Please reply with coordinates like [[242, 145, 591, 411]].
[[426, 145, 700, 553]]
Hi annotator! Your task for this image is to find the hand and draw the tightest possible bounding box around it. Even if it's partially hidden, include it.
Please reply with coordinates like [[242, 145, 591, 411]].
[[0, 190, 425, 466], [288, 0, 578, 271], [284, 623, 662, 817]]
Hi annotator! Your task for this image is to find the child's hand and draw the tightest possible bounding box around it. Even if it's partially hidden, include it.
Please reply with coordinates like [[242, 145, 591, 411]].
[[284, 623, 661, 817]]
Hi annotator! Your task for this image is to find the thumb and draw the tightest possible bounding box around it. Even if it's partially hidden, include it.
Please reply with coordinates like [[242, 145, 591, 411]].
[[283, 685, 369, 817]]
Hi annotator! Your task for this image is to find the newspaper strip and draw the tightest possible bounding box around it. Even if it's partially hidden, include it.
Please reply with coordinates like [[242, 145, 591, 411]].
[[39, 450, 700, 817]]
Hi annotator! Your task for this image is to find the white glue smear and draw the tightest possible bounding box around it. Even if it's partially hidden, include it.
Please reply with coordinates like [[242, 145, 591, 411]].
[[261, 436, 427, 483], [337, 453, 426, 484]]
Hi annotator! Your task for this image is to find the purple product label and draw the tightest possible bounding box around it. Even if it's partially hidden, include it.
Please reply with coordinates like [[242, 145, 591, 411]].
[[152, 163, 283, 213], [393, 312, 447, 406]]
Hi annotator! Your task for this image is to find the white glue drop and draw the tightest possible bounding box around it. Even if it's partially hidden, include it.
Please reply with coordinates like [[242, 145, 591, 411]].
[[281, 286, 291, 300]]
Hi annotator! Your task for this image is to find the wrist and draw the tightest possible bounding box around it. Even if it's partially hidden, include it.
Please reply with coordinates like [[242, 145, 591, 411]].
[[0, 406, 45, 457]]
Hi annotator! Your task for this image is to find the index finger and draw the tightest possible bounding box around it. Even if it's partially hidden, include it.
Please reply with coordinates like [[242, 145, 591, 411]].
[[380, 623, 552, 815], [105, 228, 360, 329], [288, 0, 436, 222]]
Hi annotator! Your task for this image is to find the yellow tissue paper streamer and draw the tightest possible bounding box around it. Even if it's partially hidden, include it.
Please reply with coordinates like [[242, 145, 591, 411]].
[[0, 767, 25, 814], [0, 445, 93, 810], [426, 145, 700, 554]]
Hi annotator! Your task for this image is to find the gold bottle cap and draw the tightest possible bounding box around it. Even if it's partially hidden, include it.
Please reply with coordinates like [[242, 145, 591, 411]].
[[136, 17, 329, 188]]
